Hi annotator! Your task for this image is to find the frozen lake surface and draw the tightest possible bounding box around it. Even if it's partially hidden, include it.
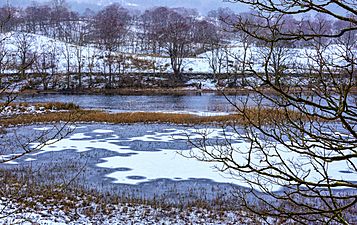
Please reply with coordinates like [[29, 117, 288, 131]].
[[5, 124, 243, 184], [1, 124, 246, 203], [3, 123, 355, 196]]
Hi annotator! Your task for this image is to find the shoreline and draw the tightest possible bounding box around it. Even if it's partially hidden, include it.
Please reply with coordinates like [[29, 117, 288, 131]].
[[5, 86, 356, 96]]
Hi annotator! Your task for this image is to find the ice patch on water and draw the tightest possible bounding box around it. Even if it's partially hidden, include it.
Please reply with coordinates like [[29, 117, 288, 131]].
[[92, 129, 114, 134], [24, 158, 36, 162], [96, 146, 247, 185], [22, 126, 356, 191], [33, 127, 52, 131]]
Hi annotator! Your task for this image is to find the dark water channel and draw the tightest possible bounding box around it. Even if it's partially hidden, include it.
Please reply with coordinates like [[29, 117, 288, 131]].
[[14, 93, 245, 114], [13, 93, 357, 114]]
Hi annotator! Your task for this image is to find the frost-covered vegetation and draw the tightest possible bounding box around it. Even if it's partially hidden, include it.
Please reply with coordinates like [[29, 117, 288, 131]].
[[0, 169, 256, 225]]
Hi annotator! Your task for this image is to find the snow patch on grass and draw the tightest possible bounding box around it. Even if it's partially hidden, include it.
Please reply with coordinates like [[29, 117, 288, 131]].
[[0, 196, 250, 225]]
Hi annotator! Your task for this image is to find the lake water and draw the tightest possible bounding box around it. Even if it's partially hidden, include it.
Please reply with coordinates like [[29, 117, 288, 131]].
[[14, 93, 249, 115], [14, 93, 356, 116]]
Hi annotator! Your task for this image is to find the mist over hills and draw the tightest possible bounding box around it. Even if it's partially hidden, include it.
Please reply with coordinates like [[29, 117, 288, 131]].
[[2, 0, 248, 14]]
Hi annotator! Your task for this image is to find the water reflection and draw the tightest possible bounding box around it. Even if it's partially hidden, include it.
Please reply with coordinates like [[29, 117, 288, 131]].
[[15, 93, 238, 113], [13, 93, 357, 114]]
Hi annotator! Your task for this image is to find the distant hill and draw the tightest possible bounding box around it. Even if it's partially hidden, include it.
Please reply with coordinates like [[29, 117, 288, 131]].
[[1, 0, 248, 14]]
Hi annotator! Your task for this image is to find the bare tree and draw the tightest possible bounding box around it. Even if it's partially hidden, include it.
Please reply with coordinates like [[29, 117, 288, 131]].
[[33, 51, 50, 90], [141, 7, 195, 79], [23, 2, 52, 35], [33, 40, 60, 91], [61, 41, 74, 89], [85, 46, 100, 88], [49, 0, 77, 41], [72, 22, 89, 89], [140, 7, 169, 55], [93, 4, 131, 88], [159, 8, 192, 78], [47, 41, 60, 89], [192, 19, 220, 54], [0, 34, 10, 88], [164, 16, 191, 78], [205, 43, 227, 75], [14, 32, 35, 86], [0, 5, 18, 33], [207, 7, 237, 35], [228, 11, 260, 86], [189, 1, 357, 224]]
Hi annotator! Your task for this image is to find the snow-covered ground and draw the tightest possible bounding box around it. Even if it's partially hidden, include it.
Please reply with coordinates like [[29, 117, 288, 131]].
[[1, 31, 355, 93], [0, 195, 251, 225], [0, 104, 67, 117], [1, 32, 212, 75], [2, 31, 354, 76]]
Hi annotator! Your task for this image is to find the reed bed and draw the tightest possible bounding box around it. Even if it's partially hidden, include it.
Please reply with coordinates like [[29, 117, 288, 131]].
[[1, 107, 305, 126]]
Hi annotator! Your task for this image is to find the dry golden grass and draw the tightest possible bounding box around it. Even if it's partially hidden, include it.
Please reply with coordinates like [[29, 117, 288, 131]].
[[0, 168, 236, 215], [0, 107, 305, 127]]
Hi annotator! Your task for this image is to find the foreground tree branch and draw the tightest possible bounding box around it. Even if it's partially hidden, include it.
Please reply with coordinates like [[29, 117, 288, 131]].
[[189, 0, 357, 223]]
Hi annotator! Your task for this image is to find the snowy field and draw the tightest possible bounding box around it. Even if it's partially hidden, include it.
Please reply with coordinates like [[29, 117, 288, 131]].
[[2, 31, 354, 76], [2, 31, 355, 93], [1, 32, 211, 74]]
